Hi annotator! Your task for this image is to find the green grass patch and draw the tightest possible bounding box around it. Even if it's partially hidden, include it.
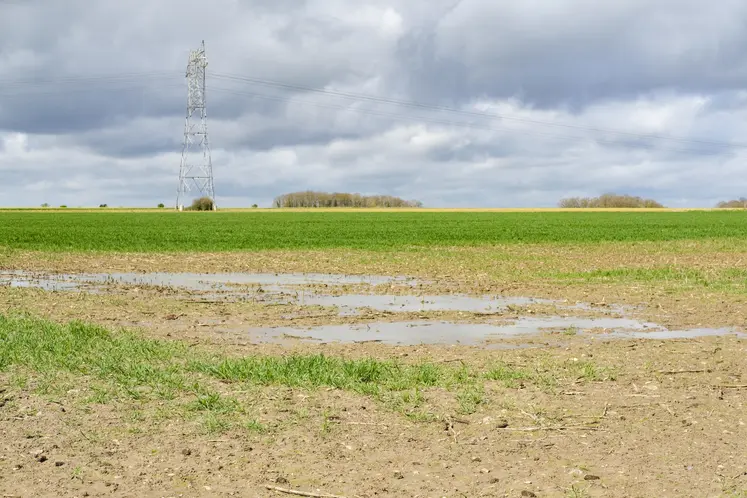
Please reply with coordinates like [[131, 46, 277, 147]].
[[0, 313, 616, 432], [188, 354, 446, 394], [0, 314, 465, 400], [1, 211, 746, 252]]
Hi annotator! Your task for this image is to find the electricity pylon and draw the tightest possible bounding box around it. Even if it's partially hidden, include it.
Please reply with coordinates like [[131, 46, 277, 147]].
[[176, 41, 216, 211]]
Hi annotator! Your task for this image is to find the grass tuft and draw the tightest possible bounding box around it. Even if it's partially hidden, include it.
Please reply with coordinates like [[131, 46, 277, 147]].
[[456, 385, 487, 415], [189, 355, 446, 393]]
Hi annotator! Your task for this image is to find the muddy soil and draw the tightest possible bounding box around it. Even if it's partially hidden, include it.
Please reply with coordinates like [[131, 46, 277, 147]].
[[3, 246, 747, 330], [1, 257, 746, 497]]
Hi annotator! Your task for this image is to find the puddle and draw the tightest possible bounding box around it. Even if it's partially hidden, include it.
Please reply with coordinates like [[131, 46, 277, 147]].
[[0, 270, 421, 293], [606, 328, 740, 340], [0, 270, 693, 325], [250, 321, 526, 346], [1, 270, 555, 314], [3, 270, 741, 346], [246, 316, 744, 346], [0, 276, 82, 292], [294, 293, 554, 313]]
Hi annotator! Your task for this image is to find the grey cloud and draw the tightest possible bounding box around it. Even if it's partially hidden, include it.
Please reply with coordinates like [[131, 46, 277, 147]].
[[84, 138, 183, 160], [393, 0, 747, 109], [232, 126, 363, 152], [0, 84, 182, 135], [0, 0, 402, 135], [1, 0, 747, 208]]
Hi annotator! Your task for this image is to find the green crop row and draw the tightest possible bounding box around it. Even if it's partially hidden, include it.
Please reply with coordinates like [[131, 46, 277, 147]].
[[0, 211, 746, 252]]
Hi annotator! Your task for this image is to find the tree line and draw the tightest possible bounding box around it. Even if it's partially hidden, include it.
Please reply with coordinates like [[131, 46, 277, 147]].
[[716, 197, 747, 208], [558, 193, 664, 208], [273, 191, 423, 208]]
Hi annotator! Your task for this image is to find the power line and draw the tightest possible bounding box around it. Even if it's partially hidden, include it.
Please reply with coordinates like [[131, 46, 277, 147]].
[[208, 86, 731, 156], [4, 74, 719, 155], [0, 71, 177, 87], [0, 82, 182, 97], [0, 72, 181, 98], [0, 69, 743, 152], [211, 72, 745, 150]]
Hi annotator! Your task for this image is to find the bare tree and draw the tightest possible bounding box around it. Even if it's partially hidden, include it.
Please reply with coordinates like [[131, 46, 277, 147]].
[[716, 197, 747, 208], [272, 191, 423, 208], [558, 193, 664, 208]]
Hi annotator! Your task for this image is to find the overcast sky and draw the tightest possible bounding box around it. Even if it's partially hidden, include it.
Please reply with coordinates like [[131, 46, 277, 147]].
[[1, 0, 747, 208]]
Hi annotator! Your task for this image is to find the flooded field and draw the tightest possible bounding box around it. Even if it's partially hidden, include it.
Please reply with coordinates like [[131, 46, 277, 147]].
[[2, 244, 746, 498], [4, 269, 741, 348], [0, 269, 422, 292]]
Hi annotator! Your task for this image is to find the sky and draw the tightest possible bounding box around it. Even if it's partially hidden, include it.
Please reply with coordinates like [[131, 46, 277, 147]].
[[1, 0, 747, 208]]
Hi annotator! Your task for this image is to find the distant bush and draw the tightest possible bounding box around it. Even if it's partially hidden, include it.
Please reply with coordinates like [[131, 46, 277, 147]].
[[41, 203, 49, 208], [189, 197, 215, 211], [59, 205, 67, 209], [716, 198, 747, 208], [99, 204, 107, 208], [157, 203, 165, 208], [273, 191, 423, 208], [251, 204, 258, 208], [558, 193, 664, 209]]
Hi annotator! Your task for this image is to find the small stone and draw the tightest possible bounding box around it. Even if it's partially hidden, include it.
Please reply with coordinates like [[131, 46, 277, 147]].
[[36, 455, 48, 463], [275, 476, 289, 485], [521, 491, 537, 498], [584, 474, 600, 481], [496, 419, 509, 428], [55, 461, 65, 467], [182, 448, 192, 456], [489, 477, 500, 484], [472, 457, 482, 463], [393, 471, 404, 479]]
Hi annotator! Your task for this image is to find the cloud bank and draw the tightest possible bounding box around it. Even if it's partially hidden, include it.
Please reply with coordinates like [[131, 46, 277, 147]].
[[1, 0, 746, 208]]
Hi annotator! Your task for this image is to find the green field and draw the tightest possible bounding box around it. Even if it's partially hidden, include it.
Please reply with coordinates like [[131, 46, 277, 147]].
[[1, 211, 746, 252]]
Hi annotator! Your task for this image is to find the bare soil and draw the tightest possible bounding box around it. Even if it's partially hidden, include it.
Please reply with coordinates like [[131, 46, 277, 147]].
[[2, 338, 746, 498]]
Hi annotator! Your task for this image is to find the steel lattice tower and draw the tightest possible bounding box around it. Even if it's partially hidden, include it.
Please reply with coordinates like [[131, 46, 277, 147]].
[[176, 40, 216, 211]]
